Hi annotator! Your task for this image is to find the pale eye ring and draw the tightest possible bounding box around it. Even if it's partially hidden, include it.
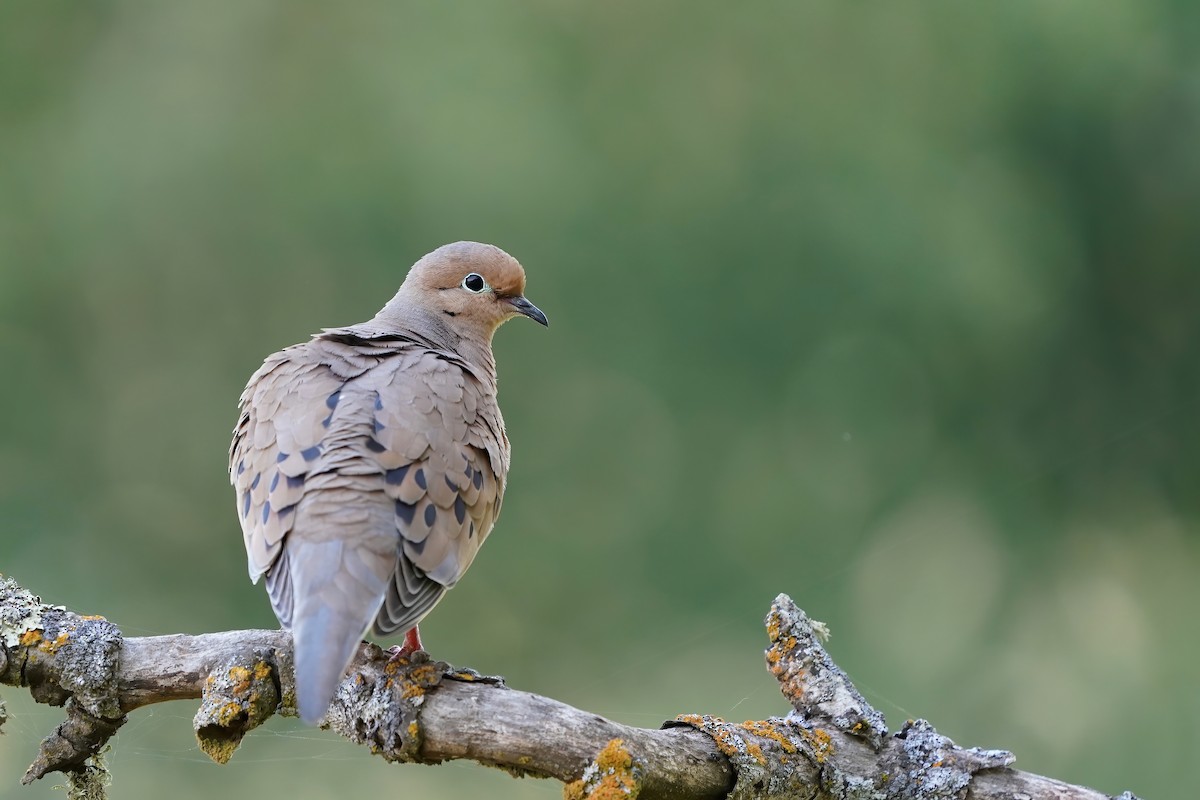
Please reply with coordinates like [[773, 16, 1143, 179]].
[[462, 273, 487, 293]]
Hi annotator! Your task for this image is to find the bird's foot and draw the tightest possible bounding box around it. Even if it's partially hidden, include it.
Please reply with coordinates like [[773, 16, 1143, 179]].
[[385, 627, 426, 665]]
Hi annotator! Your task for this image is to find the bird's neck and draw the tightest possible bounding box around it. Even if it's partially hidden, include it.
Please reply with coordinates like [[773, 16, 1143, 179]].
[[368, 295, 498, 385]]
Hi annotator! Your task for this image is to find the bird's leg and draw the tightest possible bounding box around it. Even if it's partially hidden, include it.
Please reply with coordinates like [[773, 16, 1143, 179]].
[[385, 626, 425, 661]]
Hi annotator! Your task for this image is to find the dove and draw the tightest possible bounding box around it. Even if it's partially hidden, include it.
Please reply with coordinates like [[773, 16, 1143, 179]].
[[229, 241, 547, 724]]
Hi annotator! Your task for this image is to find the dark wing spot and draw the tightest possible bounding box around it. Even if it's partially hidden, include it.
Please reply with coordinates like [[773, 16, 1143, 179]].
[[424, 504, 437, 527], [237, 460, 246, 476], [444, 475, 457, 491], [415, 469, 427, 490], [242, 492, 251, 519], [261, 501, 271, 523], [321, 413, 332, 429], [278, 504, 296, 517], [325, 389, 341, 410], [373, 419, 385, 433], [365, 437, 387, 453], [406, 536, 426, 555], [270, 473, 279, 492], [472, 470, 483, 490], [454, 495, 466, 524], [373, 391, 384, 411], [386, 465, 410, 485], [395, 500, 416, 525], [468, 521, 475, 538], [287, 474, 305, 488], [301, 445, 321, 461], [250, 473, 261, 490], [277, 452, 289, 463]]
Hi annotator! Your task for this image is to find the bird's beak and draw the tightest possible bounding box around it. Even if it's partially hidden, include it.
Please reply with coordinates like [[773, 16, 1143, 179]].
[[507, 295, 549, 327]]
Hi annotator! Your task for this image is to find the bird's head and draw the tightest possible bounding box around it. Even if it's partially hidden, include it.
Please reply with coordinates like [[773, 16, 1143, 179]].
[[395, 242, 548, 339]]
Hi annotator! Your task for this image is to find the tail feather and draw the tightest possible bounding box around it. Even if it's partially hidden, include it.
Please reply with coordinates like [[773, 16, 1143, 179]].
[[285, 538, 391, 724], [293, 603, 372, 724]]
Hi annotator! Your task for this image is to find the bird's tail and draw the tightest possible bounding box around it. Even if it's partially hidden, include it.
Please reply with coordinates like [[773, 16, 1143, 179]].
[[286, 538, 390, 724]]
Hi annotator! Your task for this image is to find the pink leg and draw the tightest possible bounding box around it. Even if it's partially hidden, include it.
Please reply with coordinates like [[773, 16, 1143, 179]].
[[401, 626, 424, 655], [386, 626, 425, 660]]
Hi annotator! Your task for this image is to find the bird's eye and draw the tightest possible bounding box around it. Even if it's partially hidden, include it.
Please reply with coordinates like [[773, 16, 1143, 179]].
[[462, 273, 487, 293]]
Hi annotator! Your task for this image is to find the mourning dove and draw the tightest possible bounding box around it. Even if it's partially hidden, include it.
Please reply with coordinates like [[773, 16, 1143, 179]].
[[229, 241, 547, 724]]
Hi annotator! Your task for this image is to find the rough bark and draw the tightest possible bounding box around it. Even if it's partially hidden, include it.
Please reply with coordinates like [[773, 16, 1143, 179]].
[[0, 574, 1141, 800]]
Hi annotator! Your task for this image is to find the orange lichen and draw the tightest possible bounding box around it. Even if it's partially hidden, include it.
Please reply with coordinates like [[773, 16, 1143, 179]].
[[745, 742, 766, 765], [409, 664, 439, 685], [215, 701, 246, 726], [39, 631, 70, 654], [201, 660, 274, 736], [594, 738, 631, 773], [19, 629, 41, 647], [407, 721, 419, 739], [562, 738, 641, 800], [740, 719, 799, 754], [707, 724, 744, 759], [799, 727, 834, 764], [227, 665, 252, 694], [400, 682, 426, 700]]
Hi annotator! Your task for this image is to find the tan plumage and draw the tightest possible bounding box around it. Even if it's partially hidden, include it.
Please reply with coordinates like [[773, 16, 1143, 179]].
[[230, 241, 547, 723]]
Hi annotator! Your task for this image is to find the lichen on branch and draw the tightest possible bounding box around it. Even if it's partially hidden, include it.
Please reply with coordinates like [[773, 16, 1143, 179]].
[[0, 573, 1141, 800]]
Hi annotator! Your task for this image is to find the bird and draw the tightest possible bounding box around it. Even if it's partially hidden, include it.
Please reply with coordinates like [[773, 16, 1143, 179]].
[[229, 241, 547, 724]]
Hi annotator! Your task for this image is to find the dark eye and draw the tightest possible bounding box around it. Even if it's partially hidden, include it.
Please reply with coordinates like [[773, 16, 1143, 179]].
[[462, 273, 486, 293]]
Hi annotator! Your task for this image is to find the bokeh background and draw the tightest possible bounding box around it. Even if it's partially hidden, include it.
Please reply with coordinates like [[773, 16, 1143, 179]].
[[2, 2, 1197, 797]]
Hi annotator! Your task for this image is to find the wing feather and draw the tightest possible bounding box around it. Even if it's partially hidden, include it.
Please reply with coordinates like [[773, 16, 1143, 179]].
[[231, 332, 508, 651]]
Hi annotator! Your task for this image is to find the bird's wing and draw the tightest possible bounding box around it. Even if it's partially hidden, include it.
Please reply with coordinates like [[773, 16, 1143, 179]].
[[230, 344, 347, 620], [230, 334, 409, 624], [365, 349, 507, 636]]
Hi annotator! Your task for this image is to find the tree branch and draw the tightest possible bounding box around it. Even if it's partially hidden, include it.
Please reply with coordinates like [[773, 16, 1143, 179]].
[[0, 574, 1141, 800]]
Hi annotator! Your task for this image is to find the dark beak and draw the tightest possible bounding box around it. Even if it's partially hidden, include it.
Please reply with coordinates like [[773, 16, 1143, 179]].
[[507, 295, 549, 327]]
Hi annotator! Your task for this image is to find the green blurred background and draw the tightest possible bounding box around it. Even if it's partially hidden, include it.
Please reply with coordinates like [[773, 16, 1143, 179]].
[[2, 2, 1197, 797]]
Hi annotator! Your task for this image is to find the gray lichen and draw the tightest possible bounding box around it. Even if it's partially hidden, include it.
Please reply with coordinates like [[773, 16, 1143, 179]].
[[1, 573, 125, 790], [0, 573, 123, 719], [673, 595, 1020, 800], [766, 594, 888, 748], [326, 646, 442, 762], [665, 714, 819, 799], [50, 616, 123, 720], [1, 574, 43, 646], [873, 719, 1014, 800]]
